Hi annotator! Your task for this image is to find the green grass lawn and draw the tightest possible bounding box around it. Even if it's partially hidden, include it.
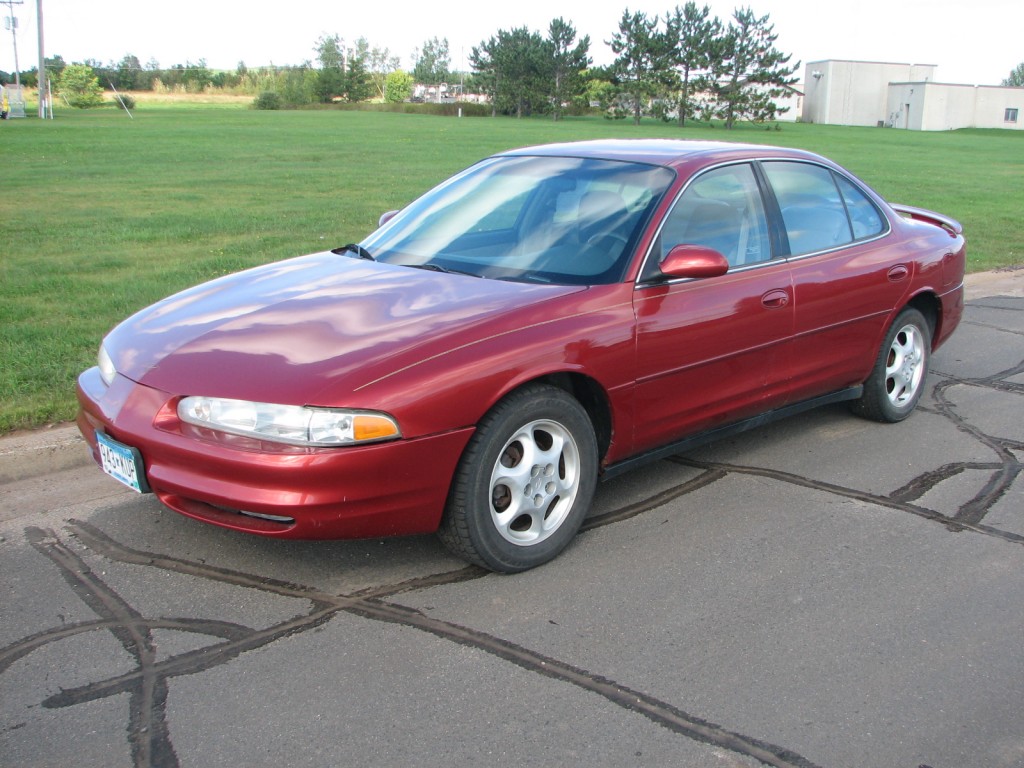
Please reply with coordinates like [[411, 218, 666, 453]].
[[1, 107, 1021, 433]]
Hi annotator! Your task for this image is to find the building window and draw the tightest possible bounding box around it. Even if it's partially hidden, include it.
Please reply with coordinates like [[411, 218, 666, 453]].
[[1006, 108, 1019, 123]]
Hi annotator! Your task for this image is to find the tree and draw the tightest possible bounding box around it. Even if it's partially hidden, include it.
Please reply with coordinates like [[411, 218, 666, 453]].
[[469, 37, 500, 115], [343, 45, 373, 102], [115, 54, 142, 91], [583, 71, 618, 113], [413, 37, 451, 84], [48, 54, 68, 77], [56, 63, 105, 108], [385, 70, 414, 102], [665, 3, 721, 126], [82, 58, 117, 92], [475, 27, 554, 118], [705, 7, 799, 128], [500, 27, 548, 117], [547, 18, 591, 120], [278, 66, 318, 106], [1003, 62, 1024, 87], [315, 34, 345, 70], [181, 59, 212, 92], [314, 34, 346, 102], [608, 10, 675, 125], [353, 38, 400, 100]]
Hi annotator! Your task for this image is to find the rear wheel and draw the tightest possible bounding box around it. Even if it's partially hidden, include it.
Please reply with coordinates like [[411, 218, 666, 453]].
[[439, 384, 598, 573], [851, 307, 931, 422]]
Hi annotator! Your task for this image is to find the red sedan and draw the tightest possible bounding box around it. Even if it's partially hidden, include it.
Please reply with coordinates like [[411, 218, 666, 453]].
[[78, 140, 966, 572]]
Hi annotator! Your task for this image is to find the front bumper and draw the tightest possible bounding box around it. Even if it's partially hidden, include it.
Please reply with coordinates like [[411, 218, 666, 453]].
[[77, 367, 473, 539]]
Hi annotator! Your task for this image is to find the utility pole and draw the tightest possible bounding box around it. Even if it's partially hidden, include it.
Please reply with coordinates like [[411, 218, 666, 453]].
[[2, 0, 23, 88], [35, 0, 43, 117]]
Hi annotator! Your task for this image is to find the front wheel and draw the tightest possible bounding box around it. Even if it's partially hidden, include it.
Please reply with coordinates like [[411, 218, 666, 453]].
[[438, 384, 598, 573], [851, 307, 931, 423]]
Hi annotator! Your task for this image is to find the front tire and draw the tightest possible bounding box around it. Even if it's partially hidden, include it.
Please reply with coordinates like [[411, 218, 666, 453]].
[[439, 384, 598, 573], [851, 307, 931, 423]]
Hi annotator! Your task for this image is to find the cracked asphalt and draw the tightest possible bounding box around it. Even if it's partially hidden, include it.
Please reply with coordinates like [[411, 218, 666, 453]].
[[1, 283, 1022, 768]]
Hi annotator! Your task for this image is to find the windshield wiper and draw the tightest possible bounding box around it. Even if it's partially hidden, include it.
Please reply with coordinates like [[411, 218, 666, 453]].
[[404, 263, 483, 278], [332, 243, 375, 261]]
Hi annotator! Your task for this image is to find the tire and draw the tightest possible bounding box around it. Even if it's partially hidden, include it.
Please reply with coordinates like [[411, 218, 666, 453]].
[[851, 307, 931, 423], [438, 384, 598, 573]]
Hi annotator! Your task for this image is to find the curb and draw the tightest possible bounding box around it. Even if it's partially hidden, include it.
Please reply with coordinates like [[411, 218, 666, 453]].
[[0, 423, 91, 484], [963, 265, 1024, 300], [1, 268, 1022, 486]]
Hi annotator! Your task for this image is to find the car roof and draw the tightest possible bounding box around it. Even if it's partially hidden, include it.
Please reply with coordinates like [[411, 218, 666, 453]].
[[498, 139, 822, 168]]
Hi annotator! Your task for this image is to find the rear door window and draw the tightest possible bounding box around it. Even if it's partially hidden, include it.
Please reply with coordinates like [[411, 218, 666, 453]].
[[762, 162, 855, 257]]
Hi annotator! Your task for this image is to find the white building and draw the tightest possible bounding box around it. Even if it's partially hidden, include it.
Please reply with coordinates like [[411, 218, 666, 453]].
[[802, 59, 1023, 131], [773, 84, 804, 122], [886, 81, 1021, 130]]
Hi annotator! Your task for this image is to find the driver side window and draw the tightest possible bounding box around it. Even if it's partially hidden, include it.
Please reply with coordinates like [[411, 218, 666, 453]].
[[659, 163, 771, 268]]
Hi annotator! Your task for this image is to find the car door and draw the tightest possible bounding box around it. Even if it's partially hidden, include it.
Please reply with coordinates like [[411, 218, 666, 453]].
[[759, 161, 908, 403], [631, 162, 794, 456]]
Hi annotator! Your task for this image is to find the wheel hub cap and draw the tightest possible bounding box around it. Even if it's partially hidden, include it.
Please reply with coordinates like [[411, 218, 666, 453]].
[[489, 420, 580, 546], [884, 324, 925, 407]]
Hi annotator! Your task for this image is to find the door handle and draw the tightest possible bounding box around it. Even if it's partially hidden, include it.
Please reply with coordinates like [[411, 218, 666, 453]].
[[887, 264, 910, 282], [761, 289, 790, 308]]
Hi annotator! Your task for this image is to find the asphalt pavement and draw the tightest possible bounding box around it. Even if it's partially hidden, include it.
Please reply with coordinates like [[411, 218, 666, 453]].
[[1, 267, 1022, 768]]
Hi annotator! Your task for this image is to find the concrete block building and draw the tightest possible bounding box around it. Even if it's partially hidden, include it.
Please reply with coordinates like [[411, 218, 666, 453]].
[[801, 59, 1023, 131]]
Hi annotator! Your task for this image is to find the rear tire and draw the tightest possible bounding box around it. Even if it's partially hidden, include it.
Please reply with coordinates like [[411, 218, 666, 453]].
[[438, 384, 598, 573], [851, 307, 931, 423]]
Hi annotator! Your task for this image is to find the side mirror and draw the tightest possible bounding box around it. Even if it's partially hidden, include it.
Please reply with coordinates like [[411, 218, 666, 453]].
[[658, 244, 730, 279], [378, 210, 400, 228]]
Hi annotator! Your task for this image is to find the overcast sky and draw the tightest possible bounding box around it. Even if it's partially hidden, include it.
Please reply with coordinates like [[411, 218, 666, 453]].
[[1, 0, 1020, 87]]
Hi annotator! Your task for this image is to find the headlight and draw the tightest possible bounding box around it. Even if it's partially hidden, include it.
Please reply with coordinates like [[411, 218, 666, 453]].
[[98, 344, 116, 386], [177, 397, 401, 447]]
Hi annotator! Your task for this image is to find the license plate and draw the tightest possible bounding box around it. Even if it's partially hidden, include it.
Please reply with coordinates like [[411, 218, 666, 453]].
[[96, 432, 149, 494]]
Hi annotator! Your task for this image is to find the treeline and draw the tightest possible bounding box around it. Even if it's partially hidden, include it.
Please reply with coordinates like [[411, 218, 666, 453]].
[[472, 5, 798, 127], [6, 55, 336, 99], [3, 3, 800, 127], [7, 55, 235, 92]]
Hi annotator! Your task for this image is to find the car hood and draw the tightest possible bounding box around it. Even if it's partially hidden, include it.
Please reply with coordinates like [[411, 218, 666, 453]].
[[105, 252, 583, 404]]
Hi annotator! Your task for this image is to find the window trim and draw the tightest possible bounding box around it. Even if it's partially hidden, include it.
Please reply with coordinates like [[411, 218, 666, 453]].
[[634, 157, 893, 286]]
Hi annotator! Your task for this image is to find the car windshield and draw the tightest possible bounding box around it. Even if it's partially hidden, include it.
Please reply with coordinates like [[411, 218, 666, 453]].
[[361, 155, 675, 285]]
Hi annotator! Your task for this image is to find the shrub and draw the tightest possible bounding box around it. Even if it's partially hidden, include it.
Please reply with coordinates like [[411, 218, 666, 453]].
[[57, 64, 105, 109], [253, 91, 282, 110], [384, 70, 415, 103], [334, 101, 492, 117]]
